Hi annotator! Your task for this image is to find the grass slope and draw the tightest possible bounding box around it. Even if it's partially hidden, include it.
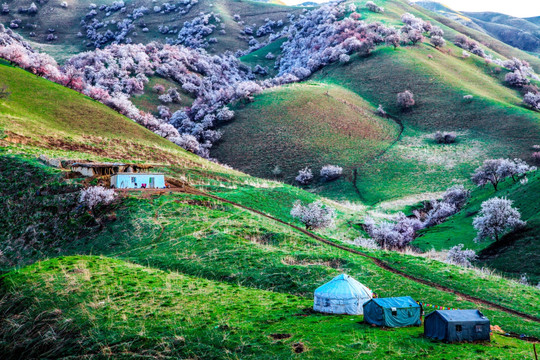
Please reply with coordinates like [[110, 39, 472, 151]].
[[0, 61, 209, 166], [414, 171, 540, 283], [2, 255, 535, 359], [0, 0, 302, 61], [311, 44, 540, 203], [212, 82, 401, 200]]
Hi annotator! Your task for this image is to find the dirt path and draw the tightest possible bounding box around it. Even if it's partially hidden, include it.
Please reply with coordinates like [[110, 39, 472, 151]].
[[171, 186, 540, 328]]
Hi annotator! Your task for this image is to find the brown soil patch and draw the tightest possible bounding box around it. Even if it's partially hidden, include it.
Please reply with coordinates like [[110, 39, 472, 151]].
[[292, 342, 305, 353], [281, 256, 342, 269], [270, 333, 291, 340], [3, 131, 33, 145]]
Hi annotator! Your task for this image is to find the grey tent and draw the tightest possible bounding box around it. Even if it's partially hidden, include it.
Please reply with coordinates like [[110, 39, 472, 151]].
[[363, 296, 421, 327], [424, 310, 490, 342]]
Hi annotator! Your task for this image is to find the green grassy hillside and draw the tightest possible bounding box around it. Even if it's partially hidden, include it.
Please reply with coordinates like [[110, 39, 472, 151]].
[[312, 44, 540, 203], [1, 1, 539, 358], [0, 61, 219, 169], [413, 171, 540, 283], [226, 0, 540, 204], [212, 82, 401, 200], [2, 255, 536, 359]]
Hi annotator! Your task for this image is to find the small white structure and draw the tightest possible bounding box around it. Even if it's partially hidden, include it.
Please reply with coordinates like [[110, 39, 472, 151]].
[[111, 173, 165, 189], [313, 274, 373, 315]]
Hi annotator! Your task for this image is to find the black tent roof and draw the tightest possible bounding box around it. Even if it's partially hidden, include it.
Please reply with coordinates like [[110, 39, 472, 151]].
[[427, 310, 489, 323]]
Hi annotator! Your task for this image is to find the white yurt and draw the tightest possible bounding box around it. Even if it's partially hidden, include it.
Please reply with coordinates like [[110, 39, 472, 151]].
[[313, 274, 373, 315]]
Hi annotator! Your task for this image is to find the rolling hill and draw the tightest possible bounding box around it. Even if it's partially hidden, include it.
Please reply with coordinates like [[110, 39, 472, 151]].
[[1, 0, 540, 358], [417, 1, 540, 56], [0, 0, 305, 61]]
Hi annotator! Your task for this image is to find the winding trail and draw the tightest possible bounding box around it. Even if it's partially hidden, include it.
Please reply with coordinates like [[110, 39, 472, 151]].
[[166, 181, 540, 327]]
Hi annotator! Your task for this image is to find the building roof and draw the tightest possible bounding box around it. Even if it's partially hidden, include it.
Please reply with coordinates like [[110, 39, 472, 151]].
[[112, 173, 165, 176], [427, 310, 489, 322], [370, 296, 420, 309], [314, 274, 372, 300], [70, 162, 154, 168]]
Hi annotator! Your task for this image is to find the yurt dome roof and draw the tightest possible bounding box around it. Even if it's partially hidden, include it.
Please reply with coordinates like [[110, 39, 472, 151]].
[[314, 274, 372, 300]]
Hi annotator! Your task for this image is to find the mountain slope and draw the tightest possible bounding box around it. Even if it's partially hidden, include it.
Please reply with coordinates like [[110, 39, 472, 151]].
[[0, 0, 303, 61], [212, 81, 401, 200], [1, 46, 540, 358], [416, 2, 540, 55], [0, 60, 206, 166], [225, 0, 540, 204]]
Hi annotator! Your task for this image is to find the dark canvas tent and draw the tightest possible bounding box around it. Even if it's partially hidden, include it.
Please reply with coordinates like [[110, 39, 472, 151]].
[[363, 296, 421, 327], [424, 310, 490, 342]]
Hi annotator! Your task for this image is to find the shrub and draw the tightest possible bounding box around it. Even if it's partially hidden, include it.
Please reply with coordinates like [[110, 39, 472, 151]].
[[524, 92, 540, 110], [442, 184, 470, 209], [320, 165, 343, 181], [290, 200, 335, 230], [397, 90, 415, 109], [364, 213, 422, 249], [430, 35, 445, 48], [385, 34, 400, 49], [271, 165, 282, 177], [473, 197, 525, 242], [295, 167, 313, 185], [27, 2, 37, 14], [79, 186, 116, 209], [366, 1, 383, 13], [0, 84, 10, 100], [532, 152, 540, 163], [424, 201, 457, 227], [339, 54, 350, 64], [429, 26, 444, 37], [446, 244, 476, 267], [518, 274, 529, 285], [505, 70, 529, 87], [153, 84, 165, 94], [434, 131, 456, 144], [349, 237, 380, 250], [158, 93, 172, 103]]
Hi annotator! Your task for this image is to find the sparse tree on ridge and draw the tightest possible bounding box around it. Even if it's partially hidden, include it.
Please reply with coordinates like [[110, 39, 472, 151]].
[[385, 33, 400, 49], [473, 197, 525, 242], [472, 158, 535, 190], [430, 35, 445, 48], [471, 159, 506, 191]]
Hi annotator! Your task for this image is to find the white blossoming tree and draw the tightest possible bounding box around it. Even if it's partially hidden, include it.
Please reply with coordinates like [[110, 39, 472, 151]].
[[473, 197, 526, 242], [290, 200, 335, 230]]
